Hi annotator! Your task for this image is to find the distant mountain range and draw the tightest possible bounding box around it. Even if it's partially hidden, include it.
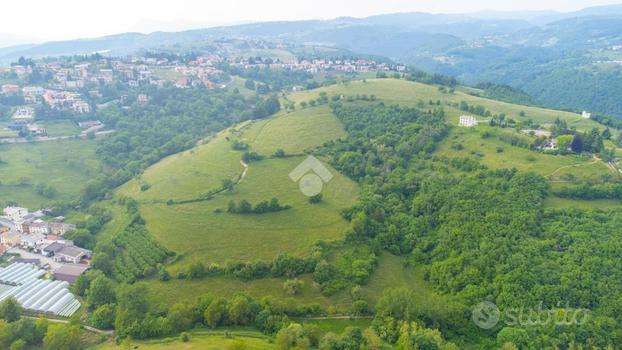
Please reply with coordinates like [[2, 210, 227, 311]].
[[1, 4, 621, 61], [3, 4, 622, 116]]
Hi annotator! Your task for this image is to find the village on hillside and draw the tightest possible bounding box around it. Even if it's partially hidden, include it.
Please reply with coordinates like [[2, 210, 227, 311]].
[[0, 46, 405, 142], [0, 206, 91, 283], [0, 206, 90, 317]]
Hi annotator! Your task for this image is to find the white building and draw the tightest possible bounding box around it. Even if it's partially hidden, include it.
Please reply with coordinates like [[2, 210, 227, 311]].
[[2, 207, 29, 221], [459, 115, 478, 127], [11, 107, 35, 121], [582, 111, 591, 119]]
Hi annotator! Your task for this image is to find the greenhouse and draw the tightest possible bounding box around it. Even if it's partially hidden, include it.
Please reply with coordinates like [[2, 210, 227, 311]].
[[0, 262, 81, 317]]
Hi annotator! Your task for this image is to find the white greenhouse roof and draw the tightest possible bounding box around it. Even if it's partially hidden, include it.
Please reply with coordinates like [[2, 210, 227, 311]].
[[0, 262, 80, 317]]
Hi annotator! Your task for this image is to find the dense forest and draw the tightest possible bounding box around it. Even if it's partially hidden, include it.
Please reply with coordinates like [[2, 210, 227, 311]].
[[317, 100, 622, 348]]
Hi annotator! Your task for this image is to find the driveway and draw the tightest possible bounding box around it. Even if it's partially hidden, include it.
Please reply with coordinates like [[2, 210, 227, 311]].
[[6, 247, 62, 270]]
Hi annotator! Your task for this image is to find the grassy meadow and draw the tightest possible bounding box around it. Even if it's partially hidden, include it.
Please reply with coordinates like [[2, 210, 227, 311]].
[[0, 138, 100, 207], [92, 329, 277, 350], [117, 106, 358, 270], [435, 125, 616, 180]]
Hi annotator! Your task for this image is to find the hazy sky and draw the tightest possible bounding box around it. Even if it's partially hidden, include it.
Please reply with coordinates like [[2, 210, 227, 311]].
[[1, 0, 621, 42]]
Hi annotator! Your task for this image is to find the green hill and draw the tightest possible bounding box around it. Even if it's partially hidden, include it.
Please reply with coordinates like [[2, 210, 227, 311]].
[[101, 77, 622, 325], [116, 104, 358, 268]]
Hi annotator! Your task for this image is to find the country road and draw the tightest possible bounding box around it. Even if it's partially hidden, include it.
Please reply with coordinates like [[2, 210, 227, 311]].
[[0, 129, 116, 144], [23, 316, 114, 335]]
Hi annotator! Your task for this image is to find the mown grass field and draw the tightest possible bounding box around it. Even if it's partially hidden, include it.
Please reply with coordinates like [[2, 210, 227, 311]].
[[117, 106, 357, 270], [43, 120, 81, 137], [0, 139, 100, 207], [244, 105, 346, 155]]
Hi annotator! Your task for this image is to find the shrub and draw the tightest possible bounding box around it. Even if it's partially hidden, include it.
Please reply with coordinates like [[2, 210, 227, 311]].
[[180, 332, 190, 342]]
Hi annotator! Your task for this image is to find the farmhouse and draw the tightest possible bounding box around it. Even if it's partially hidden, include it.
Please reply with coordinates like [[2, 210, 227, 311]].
[[1, 84, 20, 94], [48, 222, 76, 236], [42, 242, 65, 256], [582, 111, 591, 119], [26, 124, 47, 137], [542, 138, 558, 150], [78, 120, 103, 129], [54, 245, 91, 264], [54, 264, 90, 283], [137, 94, 149, 103], [71, 100, 91, 113], [459, 115, 478, 127], [12, 107, 35, 121]]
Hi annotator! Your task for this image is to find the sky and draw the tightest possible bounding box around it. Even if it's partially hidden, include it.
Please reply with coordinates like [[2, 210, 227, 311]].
[[0, 0, 621, 44]]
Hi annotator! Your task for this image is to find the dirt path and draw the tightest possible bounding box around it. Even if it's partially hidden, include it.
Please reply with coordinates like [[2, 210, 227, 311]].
[[239, 159, 249, 182], [545, 160, 600, 179], [299, 316, 374, 320], [23, 316, 114, 335]]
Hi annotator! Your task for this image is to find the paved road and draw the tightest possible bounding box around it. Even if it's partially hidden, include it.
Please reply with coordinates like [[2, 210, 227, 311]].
[[0, 129, 115, 144]]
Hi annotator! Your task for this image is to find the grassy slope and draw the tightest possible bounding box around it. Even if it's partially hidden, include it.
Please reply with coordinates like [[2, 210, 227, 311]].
[[436, 125, 612, 178], [290, 78, 607, 132], [293, 79, 621, 208], [117, 106, 356, 268], [0, 139, 100, 207], [103, 77, 622, 311]]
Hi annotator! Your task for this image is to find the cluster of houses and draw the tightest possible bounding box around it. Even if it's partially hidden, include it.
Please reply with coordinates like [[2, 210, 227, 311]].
[[458, 110, 597, 152], [0, 53, 227, 97], [5, 106, 46, 137], [234, 57, 407, 74], [0, 206, 91, 283], [1, 84, 90, 114]]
